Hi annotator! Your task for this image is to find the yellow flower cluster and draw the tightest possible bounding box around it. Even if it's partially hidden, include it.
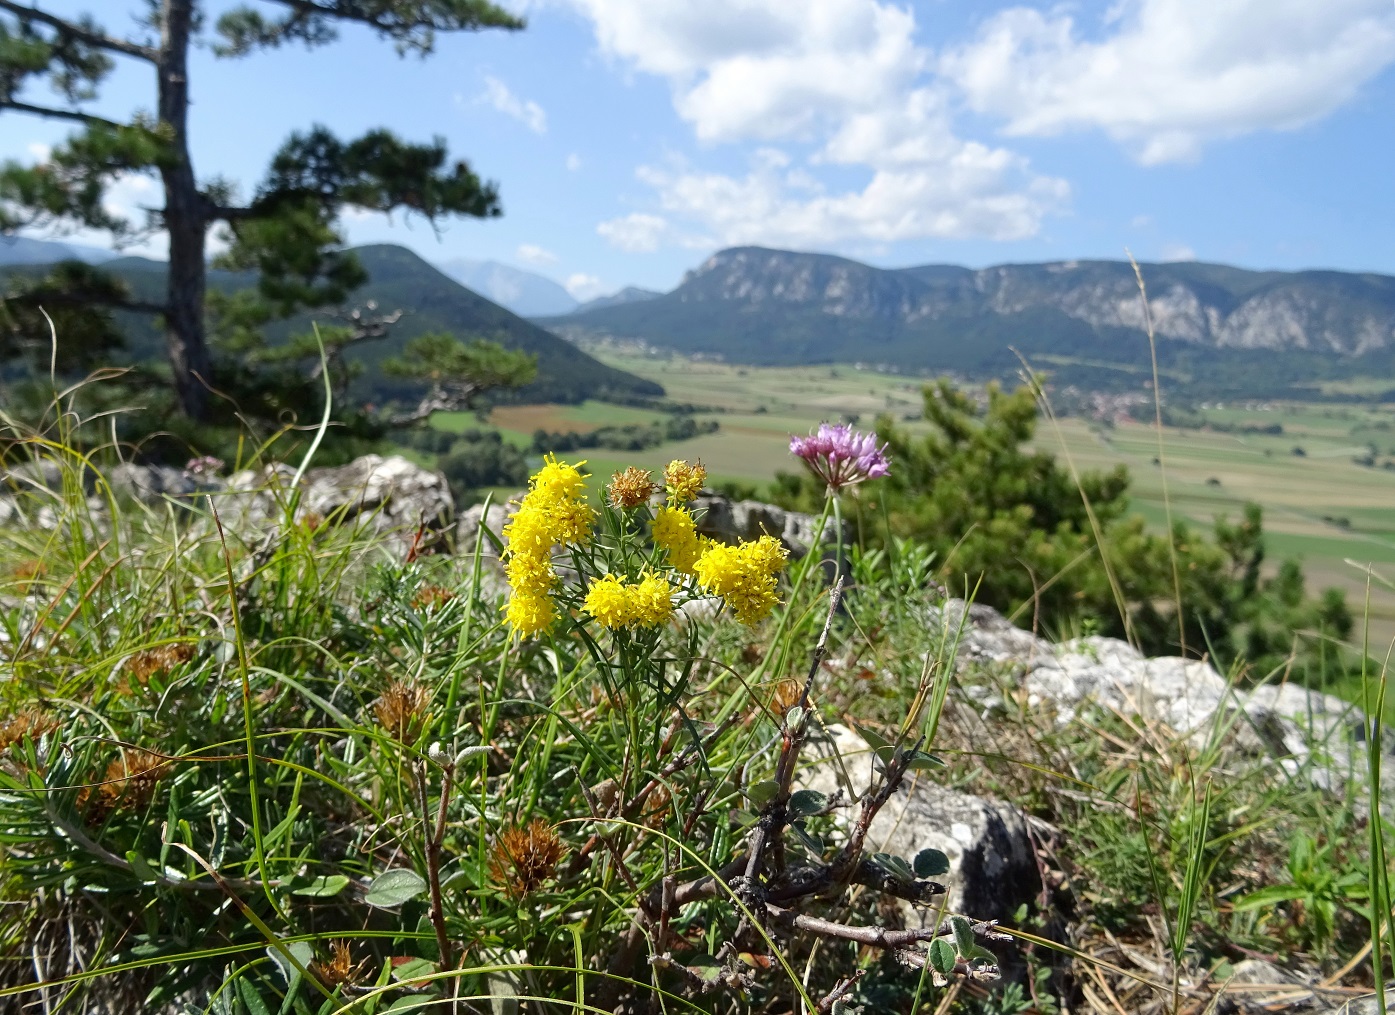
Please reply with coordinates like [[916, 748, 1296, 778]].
[[651, 505, 704, 575], [583, 572, 675, 629], [694, 535, 789, 625], [664, 459, 706, 504], [502, 456, 594, 638]]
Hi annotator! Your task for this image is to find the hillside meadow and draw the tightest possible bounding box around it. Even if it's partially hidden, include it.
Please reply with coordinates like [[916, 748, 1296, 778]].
[[433, 350, 1395, 653]]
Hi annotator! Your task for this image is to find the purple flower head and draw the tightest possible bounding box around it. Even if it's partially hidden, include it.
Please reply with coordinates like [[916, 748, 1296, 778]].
[[184, 455, 224, 477], [789, 423, 890, 492]]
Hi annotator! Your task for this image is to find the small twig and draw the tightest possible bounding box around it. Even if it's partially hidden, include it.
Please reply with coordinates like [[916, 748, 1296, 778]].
[[416, 760, 455, 980], [816, 970, 865, 1014]]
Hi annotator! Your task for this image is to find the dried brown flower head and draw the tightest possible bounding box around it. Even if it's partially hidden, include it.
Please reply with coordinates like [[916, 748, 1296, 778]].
[[411, 584, 455, 611], [314, 940, 366, 988], [374, 680, 432, 744], [125, 643, 196, 687], [10, 559, 46, 593], [608, 467, 656, 509], [0, 708, 57, 755], [663, 460, 707, 503], [298, 511, 326, 534], [80, 748, 168, 822], [488, 819, 565, 898], [769, 678, 801, 718]]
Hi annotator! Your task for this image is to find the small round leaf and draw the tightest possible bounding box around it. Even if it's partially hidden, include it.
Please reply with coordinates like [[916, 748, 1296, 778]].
[[364, 868, 427, 908], [929, 937, 958, 975], [914, 848, 951, 878]]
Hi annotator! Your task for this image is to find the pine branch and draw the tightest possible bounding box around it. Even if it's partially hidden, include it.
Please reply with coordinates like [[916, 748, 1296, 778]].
[[0, 98, 121, 129], [0, 2, 159, 62]]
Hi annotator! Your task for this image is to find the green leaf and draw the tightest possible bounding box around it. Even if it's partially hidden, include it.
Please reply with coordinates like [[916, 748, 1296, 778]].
[[914, 848, 950, 877], [928, 937, 957, 975], [870, 852, 915, 883], [1232, 885, 1308, 911], [904, 750, 945, 770], [291, 875, 350, 898], [267, 941, 314, 986], [853, 723, 891, 752], [364, 868, 427, 908], [789, 789, 827, 816], [124, 850, 160, 886], [784, 705, 804, 729], [790, 821, 824, 854], [746, 780, 779, 807], [389, 957, 437, 984], [951, 916, 976, 957], [236, 977, 274, 1015]]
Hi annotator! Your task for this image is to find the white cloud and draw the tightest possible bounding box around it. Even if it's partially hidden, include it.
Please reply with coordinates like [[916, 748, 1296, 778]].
[[479, 75, 548, 133], [26, 141, 50, 161], [597, 212, 670, 252], [1130, 214, 1153, 229], [516, 242, 558, 265], [569, 0, 1066, 248], [1160, 243, 1196, 262], [565, 272, 607, 300], [941, 0, 1395, 164], [566, 153, 583, 171]]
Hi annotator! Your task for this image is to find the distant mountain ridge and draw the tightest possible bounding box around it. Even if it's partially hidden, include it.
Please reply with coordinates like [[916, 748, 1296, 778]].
[[0, 235, 120, 266], [542, 247, 1395, 397], [573, 286, 661, 314], [436, 258, 578, 317], [1, 244, 661, 406]]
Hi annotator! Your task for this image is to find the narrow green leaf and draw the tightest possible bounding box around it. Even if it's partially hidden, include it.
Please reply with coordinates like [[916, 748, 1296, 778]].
[[291, 875, 351, 898], [951, 916, 975, 956]]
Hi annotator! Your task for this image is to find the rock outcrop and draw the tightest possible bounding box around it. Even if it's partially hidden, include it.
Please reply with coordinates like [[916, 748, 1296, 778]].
[[937, 599, 1369, 787], [800, 723, 1039, 924]]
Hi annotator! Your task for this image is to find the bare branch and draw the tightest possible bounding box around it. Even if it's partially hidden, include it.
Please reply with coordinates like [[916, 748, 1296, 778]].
[[0, 98, 122, 129], [0, 2, 159, 62]]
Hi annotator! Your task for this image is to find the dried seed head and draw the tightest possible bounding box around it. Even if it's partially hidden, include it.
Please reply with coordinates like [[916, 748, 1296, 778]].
[[10, 559, 46, 593], [769, 678, 801, 717], [608, 467, 656, 509], [412, 584, 454, 611], [125, 644, 196, 687], [374, 680, 432, 745], [81, 748, 167, 822], [488, 819, 565, 899], [0, 708, 56, 755], [298, 511, 326, 534], [314, 941, 365, 988]]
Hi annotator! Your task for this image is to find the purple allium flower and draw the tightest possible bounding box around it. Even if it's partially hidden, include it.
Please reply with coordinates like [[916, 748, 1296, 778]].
[[789, 423, 890, 492], [184, 455, 224, 477]]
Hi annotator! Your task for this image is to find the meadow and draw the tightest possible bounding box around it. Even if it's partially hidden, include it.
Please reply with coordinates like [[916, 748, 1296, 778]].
[[434, 350, 1395, 650]]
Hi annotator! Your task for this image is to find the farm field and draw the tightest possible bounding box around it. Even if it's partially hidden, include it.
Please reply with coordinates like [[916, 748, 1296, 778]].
[[434, 350, 1395, 652]]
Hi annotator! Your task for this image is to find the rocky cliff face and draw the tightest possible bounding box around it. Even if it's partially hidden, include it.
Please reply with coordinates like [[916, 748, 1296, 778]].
[[676, 248, 1395, 355]]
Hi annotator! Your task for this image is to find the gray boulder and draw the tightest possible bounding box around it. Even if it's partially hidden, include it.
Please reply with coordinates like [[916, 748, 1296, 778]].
[[799, 723, 1039, 923], [930, 599, 1369, 786]]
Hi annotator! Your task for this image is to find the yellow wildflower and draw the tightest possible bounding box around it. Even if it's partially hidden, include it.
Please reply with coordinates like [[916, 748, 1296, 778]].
[[695, 535, 789, 625], [652, 505, 703, 574], [532, 455, 588, 504], [584, 574, 634, 629], [503, 589, 556, 639], [629, 572, 675, 627], [664, 459, 706, 503]]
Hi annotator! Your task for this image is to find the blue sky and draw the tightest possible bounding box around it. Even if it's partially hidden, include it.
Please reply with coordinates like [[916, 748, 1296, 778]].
[[2, 0, 1393, 299]]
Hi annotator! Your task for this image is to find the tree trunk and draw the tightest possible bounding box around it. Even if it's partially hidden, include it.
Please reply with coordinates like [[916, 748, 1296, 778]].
[[157, 0, 210, 420]]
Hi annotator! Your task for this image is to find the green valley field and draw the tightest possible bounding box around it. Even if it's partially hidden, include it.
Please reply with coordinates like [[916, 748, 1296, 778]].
[[433, 348, 1395, 652]]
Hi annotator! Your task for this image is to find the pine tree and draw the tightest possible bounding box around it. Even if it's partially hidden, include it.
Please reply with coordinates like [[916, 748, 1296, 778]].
[[0, 1, 523, 420]]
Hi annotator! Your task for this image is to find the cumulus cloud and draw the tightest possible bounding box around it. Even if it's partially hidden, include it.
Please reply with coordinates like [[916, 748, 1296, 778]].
[[565, 272, 607, 300], [479, 75, 548, 133], [596, 212, 670, 252], [941, 0, 1395, 164], [516, 242, 558, 265], [1160, 243, 1197, 262], [571, 0, 1067, 250]]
